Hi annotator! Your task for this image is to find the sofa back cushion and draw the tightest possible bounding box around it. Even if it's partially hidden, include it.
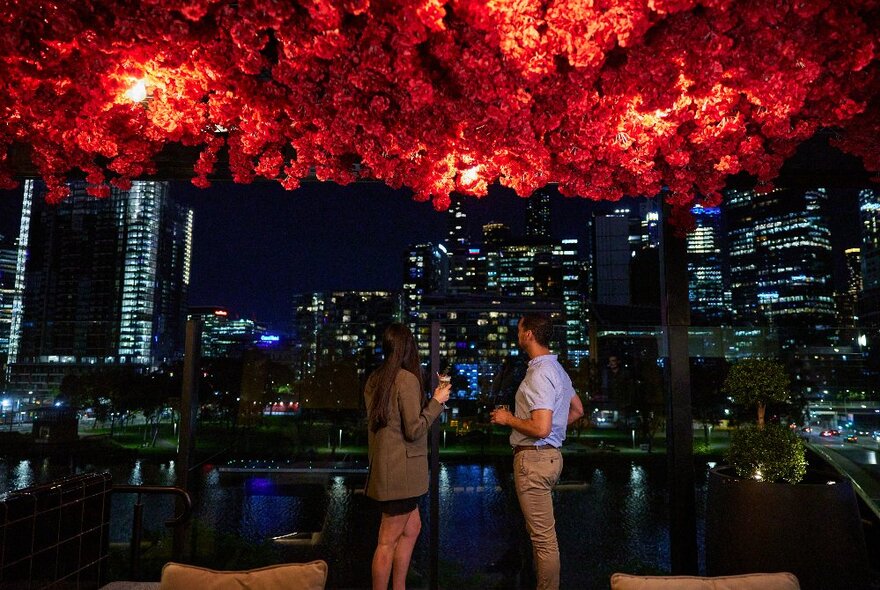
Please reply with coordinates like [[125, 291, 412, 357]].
[[611, 572, 800, 590], [159, 561, 328, 590]]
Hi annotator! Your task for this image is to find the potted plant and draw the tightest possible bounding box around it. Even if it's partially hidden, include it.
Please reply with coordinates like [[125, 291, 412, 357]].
[[706, 358, 870, 590], [721, 357, 806, 483]]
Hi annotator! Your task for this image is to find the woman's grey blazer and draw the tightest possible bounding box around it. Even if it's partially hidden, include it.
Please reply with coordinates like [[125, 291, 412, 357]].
[[364, 369, 444, 501]]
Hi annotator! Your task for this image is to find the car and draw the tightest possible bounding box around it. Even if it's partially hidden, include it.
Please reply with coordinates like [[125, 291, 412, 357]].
[[820, 430, 833, 437], [800, 426, 813, 433], [845, 435, 858, 443], [830, 429, 841, 436]]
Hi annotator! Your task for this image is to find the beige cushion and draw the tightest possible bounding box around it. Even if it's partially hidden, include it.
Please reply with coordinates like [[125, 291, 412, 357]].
[[611, 572, 800, 590], [159, 561, 328, 590]]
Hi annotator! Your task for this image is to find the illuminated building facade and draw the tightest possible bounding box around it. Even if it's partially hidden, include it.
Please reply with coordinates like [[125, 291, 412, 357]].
[[403, 243, 448, 328], [860, 189, 880, 327], [7, 180, 193, 400], [189, 306, 267, 358], [413, 295, 563, 399], [0, 235, 16, 359], [687, 205, 728, 325], [526, 188, 552, 240], [725, 188, 835, 329], [836, 247, 862, 327], [292, 291, 402, 379]]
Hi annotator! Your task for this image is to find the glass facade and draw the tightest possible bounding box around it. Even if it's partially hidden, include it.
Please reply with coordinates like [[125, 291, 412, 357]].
[[726, 188, 835, 330], [6, 180, 192, 399], [687, 206, 727, 325]]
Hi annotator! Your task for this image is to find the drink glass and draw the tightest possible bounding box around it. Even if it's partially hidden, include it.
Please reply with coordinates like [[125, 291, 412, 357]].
[[495, 404, 510, 412]]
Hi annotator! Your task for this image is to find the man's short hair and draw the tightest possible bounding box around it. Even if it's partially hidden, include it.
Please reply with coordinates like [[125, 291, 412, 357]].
[[520, 313, 553, 347]]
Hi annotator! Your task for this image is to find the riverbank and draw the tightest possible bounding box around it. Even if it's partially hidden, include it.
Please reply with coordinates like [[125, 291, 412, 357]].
[[0, 417, 732, 466]]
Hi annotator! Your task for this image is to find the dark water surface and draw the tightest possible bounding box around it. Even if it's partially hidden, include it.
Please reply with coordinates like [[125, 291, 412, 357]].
[[0, 454, 711, 589]]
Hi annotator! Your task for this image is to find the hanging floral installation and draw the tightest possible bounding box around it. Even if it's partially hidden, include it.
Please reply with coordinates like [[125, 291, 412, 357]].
[[0, 0, 877, 226]]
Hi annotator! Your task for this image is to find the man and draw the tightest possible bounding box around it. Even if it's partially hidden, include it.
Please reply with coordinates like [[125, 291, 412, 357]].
[[491, 313, 584, 590]]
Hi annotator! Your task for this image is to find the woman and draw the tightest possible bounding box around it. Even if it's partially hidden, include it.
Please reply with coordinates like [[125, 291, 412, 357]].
[[364, 323, 451, 590]]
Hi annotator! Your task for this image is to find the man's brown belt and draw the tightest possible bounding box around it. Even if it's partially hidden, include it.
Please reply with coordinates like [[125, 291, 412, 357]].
[[513, 444, 557, 456]]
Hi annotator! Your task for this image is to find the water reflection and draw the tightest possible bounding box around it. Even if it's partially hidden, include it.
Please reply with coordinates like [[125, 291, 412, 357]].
[[0, 455, 702, 588]]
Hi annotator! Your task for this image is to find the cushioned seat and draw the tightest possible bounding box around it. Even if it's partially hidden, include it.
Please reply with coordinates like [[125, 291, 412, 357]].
[[611, 572, 800, 590], [158, 561, 328, 590]]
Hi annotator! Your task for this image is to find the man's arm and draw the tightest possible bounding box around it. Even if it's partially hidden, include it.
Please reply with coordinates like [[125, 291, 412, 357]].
[[567, 393, 584, 426], [496, 409, 553, 439]]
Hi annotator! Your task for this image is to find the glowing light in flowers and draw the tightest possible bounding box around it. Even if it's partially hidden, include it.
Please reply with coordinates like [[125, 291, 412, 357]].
[[124, 79, 148, 103], [0, 0, 876, 227]]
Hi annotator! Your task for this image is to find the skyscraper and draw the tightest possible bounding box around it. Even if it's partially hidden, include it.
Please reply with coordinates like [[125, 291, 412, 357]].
[[836, 247, 862, 327], [0, 234, 16, 359], [403, 242, 448, 326], [859, 189, 880, 327], [591, 213, 631, 305], [687, 205, 727, 325], [446, 194, 469, 248], [725, 188, 835, 329], [526, 188, 552, 239], [7, 180, 193, 400]]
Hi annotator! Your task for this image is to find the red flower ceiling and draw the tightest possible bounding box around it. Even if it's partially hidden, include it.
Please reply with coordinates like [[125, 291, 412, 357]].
[[0, 0, 877, 223]]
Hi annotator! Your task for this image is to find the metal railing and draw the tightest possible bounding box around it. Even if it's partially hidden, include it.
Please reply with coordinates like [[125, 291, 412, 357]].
[[111, 484, 192, 581]]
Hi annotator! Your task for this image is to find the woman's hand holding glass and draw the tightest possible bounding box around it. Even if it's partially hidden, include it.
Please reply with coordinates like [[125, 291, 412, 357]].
[[433, 373, 452, 406]]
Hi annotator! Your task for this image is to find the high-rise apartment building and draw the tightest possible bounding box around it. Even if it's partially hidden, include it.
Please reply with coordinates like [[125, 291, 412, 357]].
[[725, 188, 835, 328], [292, 291, 402, 380], [687, 205, 727, 325], [7, 180, 193, 400]]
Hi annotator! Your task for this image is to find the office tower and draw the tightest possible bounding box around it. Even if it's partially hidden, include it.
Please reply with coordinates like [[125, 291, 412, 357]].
[[446, 194, 469, 248], [402, 243, 448, 326], [7, 180, 193, 400], [483, 222, 512, 245], [526, 188, 552, 239], [591, 213, 631, 305], [687, 205, 727, 325], [860, 189, 880, 327], [725, 188, 835, 329], [292, 291, 402, 380], [0, 235, 16, 359], [447, 245, 488, 295], [189, 306, 267, 358], [637, 198, 661, 249], [836, 248, 862, 327]]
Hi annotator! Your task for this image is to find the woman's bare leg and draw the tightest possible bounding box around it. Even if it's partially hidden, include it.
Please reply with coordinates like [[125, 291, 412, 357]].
[[391, 508, 421, 590], [372, 511, 410, 590]]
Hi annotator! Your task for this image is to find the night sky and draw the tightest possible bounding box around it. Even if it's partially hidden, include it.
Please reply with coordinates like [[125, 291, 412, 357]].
[[0, 181, 602, 329], [0, 139, 870, 331]]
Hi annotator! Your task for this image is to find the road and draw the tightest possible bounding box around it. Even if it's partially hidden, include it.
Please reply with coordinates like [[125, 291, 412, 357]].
[[805, 430, 880, 519]]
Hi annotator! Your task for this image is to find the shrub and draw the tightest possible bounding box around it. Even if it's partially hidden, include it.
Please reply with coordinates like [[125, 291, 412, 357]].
[[726, 424, 807, 483]]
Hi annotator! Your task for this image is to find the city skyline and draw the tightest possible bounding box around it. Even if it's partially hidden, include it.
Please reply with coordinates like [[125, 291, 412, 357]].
[[0, 178, 868, 330]]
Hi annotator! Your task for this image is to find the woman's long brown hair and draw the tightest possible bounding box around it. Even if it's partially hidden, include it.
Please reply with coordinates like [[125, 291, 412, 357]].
[[369, 323, 423, 432]]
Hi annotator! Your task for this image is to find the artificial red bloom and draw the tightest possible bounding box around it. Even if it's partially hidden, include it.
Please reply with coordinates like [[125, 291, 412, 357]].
[[0, 0, 876, 228]]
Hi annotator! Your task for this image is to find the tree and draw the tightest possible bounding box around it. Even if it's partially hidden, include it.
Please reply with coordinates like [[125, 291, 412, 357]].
[[721, 358, 790, 428]]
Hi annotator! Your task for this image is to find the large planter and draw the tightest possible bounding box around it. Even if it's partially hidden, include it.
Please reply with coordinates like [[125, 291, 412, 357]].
[[706, 466, 871, 590]]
